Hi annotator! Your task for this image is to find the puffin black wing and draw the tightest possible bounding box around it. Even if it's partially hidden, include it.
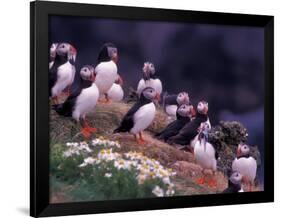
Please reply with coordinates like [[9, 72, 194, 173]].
[[52, 79, 92, 117], [215, 150, 219, 160], [49, 67, 58, 97], [163, 94, 178, 107], [114, 101, 145, 133], [156, 118, 190, 141], [222, 181, 241, 193], [168, 114, 207, 145]]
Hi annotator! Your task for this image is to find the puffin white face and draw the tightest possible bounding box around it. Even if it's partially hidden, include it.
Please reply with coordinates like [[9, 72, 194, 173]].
[[197, 101, 208, 114], [177, 92, 189, 105], [80, 66, 95, 81], [50, 43, 58, 59], [142, 87, 160, 102], [237, 143, 250, 156], [56, 43, 77, 62], [142, 62, 155, 79], [229, 171, 243, 185], [56, 43, 70, 56], [107, 46, 118, 63], [177, 104, 192, 117]]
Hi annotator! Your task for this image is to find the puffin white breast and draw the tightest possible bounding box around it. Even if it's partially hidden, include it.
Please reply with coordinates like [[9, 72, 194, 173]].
[[232, 157, 257, 182], [72, 83, 100, 121], [130, 102, 156, 134], [150, 78, 162, 95], [95, 61, 118, 94], [137, 79, 146, 96], [194, 141, 217, 171], [49, 61, 54, 69], [107, 83, 124, 102], [51, 62, 74, 97]]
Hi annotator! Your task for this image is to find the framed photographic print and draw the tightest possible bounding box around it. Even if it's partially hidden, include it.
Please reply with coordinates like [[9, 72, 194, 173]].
[[30, 1, 274, 217]]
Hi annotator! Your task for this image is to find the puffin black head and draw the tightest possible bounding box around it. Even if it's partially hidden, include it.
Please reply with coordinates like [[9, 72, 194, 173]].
[[176, 92, 190, 106], [97, 42, 118, 64], [229, 171, 243, 185], [49, 43, 58, 61], [177, 104, 193, 118], [142, 62, 155, 80], [140, 87, 160, 103], [237, 143, 250, 157], [197, 100, 208, 115], [80, 65, 95, 81], [56, 43, 77, 63]]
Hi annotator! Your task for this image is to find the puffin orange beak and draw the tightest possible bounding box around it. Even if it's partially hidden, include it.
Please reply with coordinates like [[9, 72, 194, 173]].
[[155, 93, 161, 102], [70, 45, 77, 62], [241, 175, 247, 183], [237, 147, 242, 156], [204, 108, 208, 114], [91, 73, 96, 82], [191, 107, 197, 118]]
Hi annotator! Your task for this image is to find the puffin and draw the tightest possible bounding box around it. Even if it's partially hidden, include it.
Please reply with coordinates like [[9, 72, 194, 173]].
[[167, 101, 209, 145], [53, 65, 99, 138], [232, 143, 257, 191], [49, 43, 77, 104], [194, 123, 218, 187], [94, 43, 123, 103], [222, 171, 244, 193], [137, 62, 162, 96], [190, 119, 211, 152], [49, 43, 58, 69], [155, 104, 193, 142], [163, 92, 190, 118], [114, 87, 160, 144], [106, 74, 124, 102]]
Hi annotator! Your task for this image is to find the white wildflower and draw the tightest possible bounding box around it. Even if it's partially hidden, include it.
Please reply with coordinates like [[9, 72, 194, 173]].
[[104, 173, 112, 178], [114, 159, 131, 170], [152, 186, 164, 197], [162, 176, 171, 185], [79, 163, 87, 167], [166, 187, 175, 196], [63, 150, 72, 157]]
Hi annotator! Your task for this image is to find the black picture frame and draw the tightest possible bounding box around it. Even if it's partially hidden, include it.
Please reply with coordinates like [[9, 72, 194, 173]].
[[30, 1, 274, 217]]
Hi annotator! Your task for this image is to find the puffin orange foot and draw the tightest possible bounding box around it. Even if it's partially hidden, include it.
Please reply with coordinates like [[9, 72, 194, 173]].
[[196, 177, 206, 185], [98, 99, 111, 104], [81, 128, 91, 138], [52, 96, 59, 105], [136, 138, 147, 145], [87, 127, 97, 133], [207, 178, 217, 187]]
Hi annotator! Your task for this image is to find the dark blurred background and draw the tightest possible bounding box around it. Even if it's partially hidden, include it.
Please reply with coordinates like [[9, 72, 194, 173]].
[[49, 15, 265, 182]]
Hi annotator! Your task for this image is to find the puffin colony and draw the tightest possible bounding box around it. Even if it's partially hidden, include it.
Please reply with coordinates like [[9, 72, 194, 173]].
[[50, 42, 258, 192]]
